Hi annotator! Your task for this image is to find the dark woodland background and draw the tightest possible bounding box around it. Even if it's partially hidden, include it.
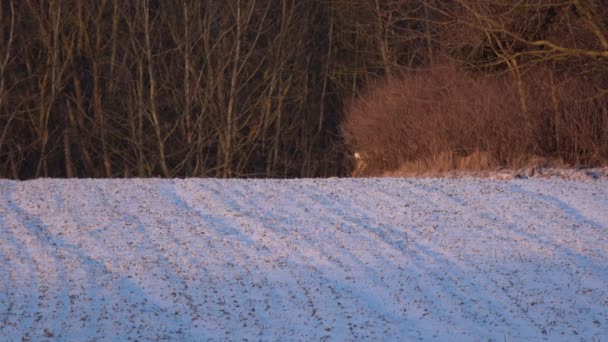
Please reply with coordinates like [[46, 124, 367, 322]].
[[0, 0, 607, 179]]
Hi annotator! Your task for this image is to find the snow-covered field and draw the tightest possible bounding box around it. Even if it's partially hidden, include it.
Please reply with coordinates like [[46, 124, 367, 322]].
[[0, 178, 606, 341]]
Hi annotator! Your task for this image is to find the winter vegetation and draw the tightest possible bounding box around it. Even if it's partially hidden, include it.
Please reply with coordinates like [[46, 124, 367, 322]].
[[344, 65, 608, 176], [0, 0, 607, 178]]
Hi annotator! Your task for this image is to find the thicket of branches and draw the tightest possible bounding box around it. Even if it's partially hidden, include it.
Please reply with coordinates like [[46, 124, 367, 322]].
[[0, 0, 344, 178], [1, 0, 607, 179], [342, 0, 608, 175]]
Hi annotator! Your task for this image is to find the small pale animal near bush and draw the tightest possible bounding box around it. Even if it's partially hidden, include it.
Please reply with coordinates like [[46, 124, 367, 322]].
[[352, 152, 369, 177]]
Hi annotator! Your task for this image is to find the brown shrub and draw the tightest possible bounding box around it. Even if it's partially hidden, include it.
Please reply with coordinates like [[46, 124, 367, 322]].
[[342, 64, 608, 176]]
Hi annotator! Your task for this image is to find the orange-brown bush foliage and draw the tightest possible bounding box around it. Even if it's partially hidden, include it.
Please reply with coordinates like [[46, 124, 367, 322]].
[[342, 65, 608, 176]]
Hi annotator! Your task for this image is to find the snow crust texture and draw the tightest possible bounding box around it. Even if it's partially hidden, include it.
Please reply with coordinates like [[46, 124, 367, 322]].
[[0, 178, 606, 341]]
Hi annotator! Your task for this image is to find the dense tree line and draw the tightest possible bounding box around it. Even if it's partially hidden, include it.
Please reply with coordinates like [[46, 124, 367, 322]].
[[1, 0, 606, 179]]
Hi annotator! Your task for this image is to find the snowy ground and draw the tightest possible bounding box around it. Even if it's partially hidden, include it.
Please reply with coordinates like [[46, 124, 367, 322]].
[[385, 166, 608, 181], [0, 178, 606, 341]]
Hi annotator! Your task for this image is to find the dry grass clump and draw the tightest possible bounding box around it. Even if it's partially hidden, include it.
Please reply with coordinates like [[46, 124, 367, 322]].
[[342, 65, 608, 176]]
